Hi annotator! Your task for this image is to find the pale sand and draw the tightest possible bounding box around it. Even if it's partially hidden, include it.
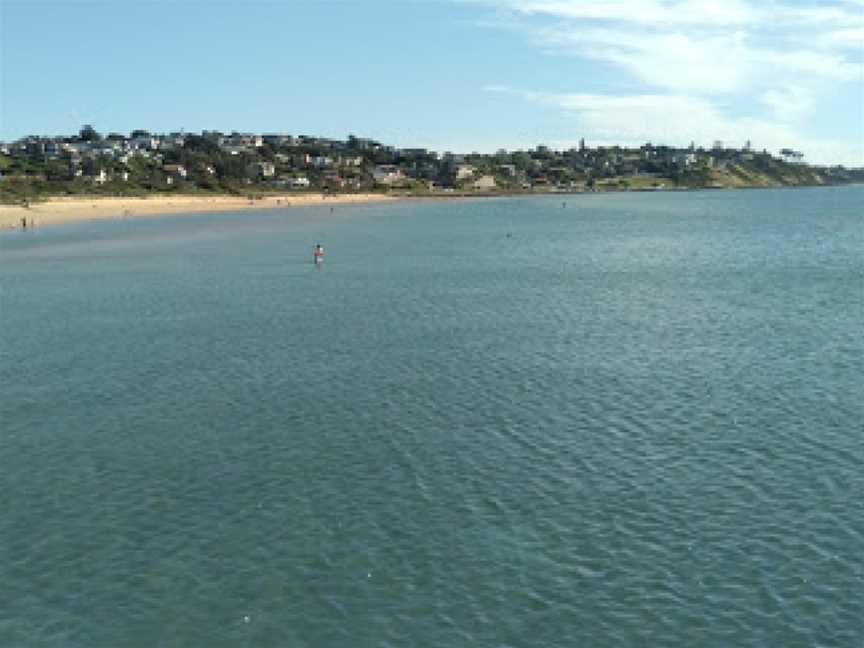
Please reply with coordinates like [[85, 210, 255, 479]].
[[0, 193, 394, 229]]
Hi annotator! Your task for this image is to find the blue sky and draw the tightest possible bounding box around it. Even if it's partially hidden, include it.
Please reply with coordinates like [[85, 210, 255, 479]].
[[1, 0, 862, 164]]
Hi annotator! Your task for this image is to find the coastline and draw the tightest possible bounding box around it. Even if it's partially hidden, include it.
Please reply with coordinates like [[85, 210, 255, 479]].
[[2, 183, 857, 231], [0, 193, 395, 229]]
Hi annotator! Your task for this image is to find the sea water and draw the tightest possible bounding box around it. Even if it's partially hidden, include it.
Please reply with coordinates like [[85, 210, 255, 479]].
[[1, 187, 862, 647]]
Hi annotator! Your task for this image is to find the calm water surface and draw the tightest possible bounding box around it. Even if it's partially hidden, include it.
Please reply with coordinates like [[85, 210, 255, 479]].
[[1, 188, 862, 647]]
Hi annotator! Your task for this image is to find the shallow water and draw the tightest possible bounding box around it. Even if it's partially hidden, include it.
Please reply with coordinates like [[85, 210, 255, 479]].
[[1, 188, 862, 647]]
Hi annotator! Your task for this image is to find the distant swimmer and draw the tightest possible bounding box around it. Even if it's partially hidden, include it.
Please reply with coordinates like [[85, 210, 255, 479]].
[[313, 243, 324, 265]]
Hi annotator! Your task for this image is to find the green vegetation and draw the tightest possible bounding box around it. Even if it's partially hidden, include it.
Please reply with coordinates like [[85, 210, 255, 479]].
[[2, 129, 861, 205]]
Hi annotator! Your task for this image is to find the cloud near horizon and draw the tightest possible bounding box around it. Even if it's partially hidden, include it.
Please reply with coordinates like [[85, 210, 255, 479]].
[[470, 0, 864, 165]]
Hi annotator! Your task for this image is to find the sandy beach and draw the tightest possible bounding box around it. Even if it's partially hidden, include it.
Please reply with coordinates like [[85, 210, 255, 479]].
[[0, 193, 395, 229]]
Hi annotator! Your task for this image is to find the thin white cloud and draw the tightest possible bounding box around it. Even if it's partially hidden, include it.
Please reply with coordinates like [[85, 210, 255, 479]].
[[821, 27, 864, 48], [536, 27, 751, 94], [760, 86, 815, 122], [534, 25, 858, 95], [484, 0, 864, 30], [492, 0, 758, 27], [467, 0, 863, 164], [499, 1, 863, 93]]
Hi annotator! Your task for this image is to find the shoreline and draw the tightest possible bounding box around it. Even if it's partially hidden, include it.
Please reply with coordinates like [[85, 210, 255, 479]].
[[0, 193, 395, 229], [1, 183, 857, 230]]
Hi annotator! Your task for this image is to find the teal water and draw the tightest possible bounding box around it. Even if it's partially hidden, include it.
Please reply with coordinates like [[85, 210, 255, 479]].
[[1, 188, 862, 647]]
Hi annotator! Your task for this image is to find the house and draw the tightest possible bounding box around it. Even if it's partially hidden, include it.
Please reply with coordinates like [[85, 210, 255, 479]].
[[399, 148, 429, 158], [158, 134, 186, 152], [163, 164, 187, 178], [65, 142, 92, 155], [453, 163, 475, 181], [472, 175, 496, 190], [44, 141, 61, 158], [94, 140, 122, 157], [262, 134, 296, 147], [163, 164, 187, 184], [372, 164, 404, 185], [322, 173, 345, 189], [779, 148, 804, 164], [498, 164, 517, 177], [221, 145, 247, 156], [248, 161, 275, 179], [669, 153, 697, 167], [288, 176, 310, 189], [25, 140, 46, 157], [131, 135, 158, 151], [226, 133, 261, 148]]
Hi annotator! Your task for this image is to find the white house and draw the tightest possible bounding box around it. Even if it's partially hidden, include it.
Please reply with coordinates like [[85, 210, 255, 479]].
[[454, 164, 475, 180], [131, 136, 158, 151], [372, 164, 404, 185], [221, 145, 247, 156], [249, 161, 275, 178], [780, 148, 804, 164], [163, 164, 187, 178], [472, 175, 496, 190]]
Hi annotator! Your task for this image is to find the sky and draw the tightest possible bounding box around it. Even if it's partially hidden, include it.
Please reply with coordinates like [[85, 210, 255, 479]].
[[1, 0, 862, 164]]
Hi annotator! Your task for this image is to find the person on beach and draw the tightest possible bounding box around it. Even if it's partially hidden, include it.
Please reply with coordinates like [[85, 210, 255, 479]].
[[313, 244, 324, 265]]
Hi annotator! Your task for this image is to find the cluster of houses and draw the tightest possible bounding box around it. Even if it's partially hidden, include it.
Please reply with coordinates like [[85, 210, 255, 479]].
[[0, 127, 824, 193]]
